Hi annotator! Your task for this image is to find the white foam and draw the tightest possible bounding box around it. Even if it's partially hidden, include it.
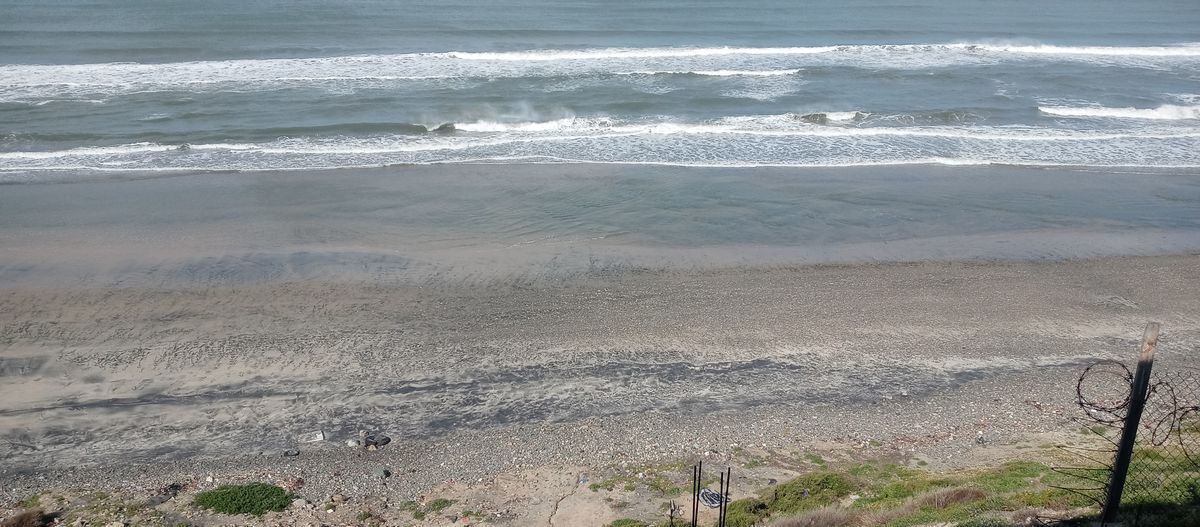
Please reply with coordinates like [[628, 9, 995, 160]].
[[4, 42, 1197, 101], [618, 69, 801, 76], [1040, 104, 1200, 120], [454, 117, 615, 133], [824, 111, 865, 121], [967, 43, 1200, 57], [3, 116, 1198, 172], [444, 47, 840, 61]]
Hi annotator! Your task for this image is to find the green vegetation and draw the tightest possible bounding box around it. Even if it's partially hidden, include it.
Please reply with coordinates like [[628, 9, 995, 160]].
[[710, 453, 1199, 527], [14, 494, 41, 509], [403, 497, 453, 520], [589, 462, 694, 496], [427, 498, 454, 512], [604, 519, 685, 527], [804, 452, 826, 466], [192, 483, 293, 516]]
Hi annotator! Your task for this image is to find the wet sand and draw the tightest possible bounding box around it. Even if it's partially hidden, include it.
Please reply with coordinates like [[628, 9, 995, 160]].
[[2, 164, 1200, 502]]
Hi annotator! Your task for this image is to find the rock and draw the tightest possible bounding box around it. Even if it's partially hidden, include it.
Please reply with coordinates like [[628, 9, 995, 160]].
[[280, 477, 304, 491], [366, 444, 378, 452], [299, 431, 325, 443], [363, 434, 391, 448], [282, 449, 300, 457], [345, 439, 360, 447], [798, 113, 829, 125], [374, 468, 392, 479], [157, 482, 184, 497], [104, 522, 126, 527], [331, 493, 346, 503], [291, 498, 311, 509], [204, 476, 214, 483]]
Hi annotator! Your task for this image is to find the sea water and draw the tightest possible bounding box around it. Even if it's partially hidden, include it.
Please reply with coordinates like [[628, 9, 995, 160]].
[[1, 0, 1199, 175]]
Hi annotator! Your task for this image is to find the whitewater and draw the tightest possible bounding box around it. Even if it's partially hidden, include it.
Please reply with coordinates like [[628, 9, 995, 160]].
[[2, 0, 1200, 175]]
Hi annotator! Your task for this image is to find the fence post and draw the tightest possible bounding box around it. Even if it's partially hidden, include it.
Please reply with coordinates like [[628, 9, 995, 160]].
[[1100, 322, 1160, 524]]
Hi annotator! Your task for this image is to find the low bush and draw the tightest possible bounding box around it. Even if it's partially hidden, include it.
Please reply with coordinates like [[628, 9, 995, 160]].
[[192, 483, 293, 516]]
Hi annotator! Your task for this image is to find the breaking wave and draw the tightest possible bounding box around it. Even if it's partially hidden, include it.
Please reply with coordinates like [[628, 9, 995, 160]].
[[3, 42, 1198, 101], [3, 113, 1198, 174], [1040, 104, 1200, 120]]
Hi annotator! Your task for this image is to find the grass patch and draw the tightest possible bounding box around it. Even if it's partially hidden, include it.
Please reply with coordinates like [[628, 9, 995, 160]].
[[427, 498, 454, 512], [709, 459, 1124, 527], [14, 495, 41, 509], [590, 463, 695, 496], [192, 483, 293, 516]]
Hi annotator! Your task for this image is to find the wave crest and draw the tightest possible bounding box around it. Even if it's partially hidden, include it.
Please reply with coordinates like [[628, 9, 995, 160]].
[[1039, 104, 1200, 120]]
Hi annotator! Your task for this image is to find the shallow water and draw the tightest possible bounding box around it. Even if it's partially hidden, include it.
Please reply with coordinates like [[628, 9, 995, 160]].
[[2, 165, 1199, 287]]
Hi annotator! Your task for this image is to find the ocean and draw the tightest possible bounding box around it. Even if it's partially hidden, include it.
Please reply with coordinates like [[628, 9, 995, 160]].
[[2, 0, 1199, 176]]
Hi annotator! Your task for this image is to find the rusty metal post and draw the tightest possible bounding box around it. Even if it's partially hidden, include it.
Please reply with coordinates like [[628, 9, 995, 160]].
[[1101, 322, 1160, 524]]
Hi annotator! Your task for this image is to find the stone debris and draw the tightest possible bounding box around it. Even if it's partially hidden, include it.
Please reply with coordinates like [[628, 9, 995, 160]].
[[299, 431, 325, 443]]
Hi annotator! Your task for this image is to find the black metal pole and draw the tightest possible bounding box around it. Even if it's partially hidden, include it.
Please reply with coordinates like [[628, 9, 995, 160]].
[[720, 468, 729, 525], [1101, 322, 1159, 525], [692, 461, 702, 527], [716, 471, 723, 527], [720, 467, 731, 527]]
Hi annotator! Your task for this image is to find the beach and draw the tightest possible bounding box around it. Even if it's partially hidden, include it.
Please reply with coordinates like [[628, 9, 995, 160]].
[[2, 165, 1199, 518], [3, 1, 1200, 521]]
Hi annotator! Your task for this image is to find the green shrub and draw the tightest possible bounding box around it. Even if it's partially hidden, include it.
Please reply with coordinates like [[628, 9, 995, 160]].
[[722, 498, 769, 527], [769, 472, 856, 514], [192, 483, 293, 516], [427, 498, 454, 512]]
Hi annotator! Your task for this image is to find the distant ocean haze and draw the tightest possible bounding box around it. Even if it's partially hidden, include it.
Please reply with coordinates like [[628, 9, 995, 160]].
[[1, 0, 1199, 175]]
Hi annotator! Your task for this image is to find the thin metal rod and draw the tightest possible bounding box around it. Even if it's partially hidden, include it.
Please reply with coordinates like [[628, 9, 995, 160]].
[[717, 471, 725, 527], [720, 467, 731, 527], [1101, 322, 1159, 524], [692, 461, 702, 527]]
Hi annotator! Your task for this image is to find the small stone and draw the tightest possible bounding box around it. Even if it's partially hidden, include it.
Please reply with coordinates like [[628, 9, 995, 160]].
[[299, 431, 325, 443], [104, 522, 125, 527], [280, 477, 304, 491], [291, 498, 311, 509], [346, 439, 360, 447], [282, 449, 300, 457], [374, 468, 392, 479], [204, 476, 214, 483], [366, 444, 378, 452], [331, 493, 346, 503]]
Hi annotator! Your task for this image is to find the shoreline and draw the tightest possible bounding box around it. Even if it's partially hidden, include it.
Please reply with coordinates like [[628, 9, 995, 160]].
[[3, 164, 1199, 522]]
